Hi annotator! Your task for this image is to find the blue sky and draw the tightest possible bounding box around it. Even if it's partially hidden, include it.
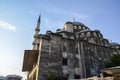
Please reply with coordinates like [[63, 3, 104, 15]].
[[0, 0, 120, 79]]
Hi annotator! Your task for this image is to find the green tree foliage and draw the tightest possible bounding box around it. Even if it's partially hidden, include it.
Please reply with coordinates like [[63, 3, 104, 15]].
[[45, 71, 60, 80], [105, 54, 120, 68]]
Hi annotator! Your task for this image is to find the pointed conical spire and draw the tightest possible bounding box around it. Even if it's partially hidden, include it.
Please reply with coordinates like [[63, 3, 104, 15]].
[[34, 15, 41, 38], [35, 15, 41, 31], [38, 14, 40, 23]]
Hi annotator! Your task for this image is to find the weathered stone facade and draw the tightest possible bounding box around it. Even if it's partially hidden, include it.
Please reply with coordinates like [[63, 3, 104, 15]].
[[22, 16, 120, 80]]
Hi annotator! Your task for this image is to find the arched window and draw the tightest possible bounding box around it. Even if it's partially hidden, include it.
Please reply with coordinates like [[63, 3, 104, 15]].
[[63, 45, 66, 52], [74, 26, 77, 29], [79, 26, 81, 29]]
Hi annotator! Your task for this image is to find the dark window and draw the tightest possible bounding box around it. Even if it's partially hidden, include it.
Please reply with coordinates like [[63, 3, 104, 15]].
[[63, 45, 66, 52], [74, 74, 80, 79], [62, 76, 68, 80], [75, 48, 78, 54], [62, 58, 67, 65]]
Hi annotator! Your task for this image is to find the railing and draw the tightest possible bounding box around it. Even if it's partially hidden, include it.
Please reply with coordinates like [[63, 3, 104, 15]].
[[28, 64, 38, 80]]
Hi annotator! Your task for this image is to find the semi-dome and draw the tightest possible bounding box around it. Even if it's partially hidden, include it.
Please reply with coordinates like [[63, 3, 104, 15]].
[[110, 42, 120, 46], [76, 29, 91, 34]]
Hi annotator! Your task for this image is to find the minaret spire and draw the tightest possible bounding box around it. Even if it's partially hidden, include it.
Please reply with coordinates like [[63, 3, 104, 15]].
[[34, 15, 41, 38], [38, 14, 40, 23], [35, 14, 41, 32]]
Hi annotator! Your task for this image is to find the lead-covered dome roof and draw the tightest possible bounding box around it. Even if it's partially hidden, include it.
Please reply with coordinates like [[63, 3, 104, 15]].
[[66, 21, 86, 26]]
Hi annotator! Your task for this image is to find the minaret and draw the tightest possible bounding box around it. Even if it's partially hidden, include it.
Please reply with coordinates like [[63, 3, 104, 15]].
[[32, 15, 41, 49]]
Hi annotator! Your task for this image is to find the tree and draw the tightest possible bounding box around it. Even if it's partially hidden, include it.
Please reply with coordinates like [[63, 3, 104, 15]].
[[105, 54, 120, 68], [45, 71, 60, 80]]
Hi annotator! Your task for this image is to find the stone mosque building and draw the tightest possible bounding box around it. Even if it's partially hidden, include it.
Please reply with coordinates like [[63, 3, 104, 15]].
[[22, 16, 120, 80]]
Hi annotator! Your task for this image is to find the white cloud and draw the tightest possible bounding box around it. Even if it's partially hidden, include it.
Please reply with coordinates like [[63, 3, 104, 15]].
[[0, 20, 16, 31]]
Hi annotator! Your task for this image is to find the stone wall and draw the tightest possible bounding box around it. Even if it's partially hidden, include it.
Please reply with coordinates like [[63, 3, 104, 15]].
[[82, 41, 118, 77], [38, 34, 63, 80]]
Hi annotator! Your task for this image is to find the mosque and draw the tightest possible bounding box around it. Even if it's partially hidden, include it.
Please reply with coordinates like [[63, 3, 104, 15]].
[[22, 16, 120, 80]]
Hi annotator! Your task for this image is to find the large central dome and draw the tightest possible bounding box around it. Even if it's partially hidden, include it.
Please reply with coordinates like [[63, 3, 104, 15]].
[[64, 21, 90, 33]]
